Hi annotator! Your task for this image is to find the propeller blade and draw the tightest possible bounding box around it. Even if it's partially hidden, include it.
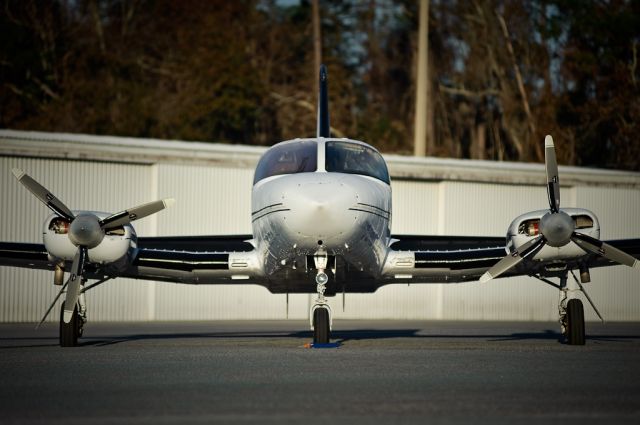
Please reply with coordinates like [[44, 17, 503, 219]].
[[544, 135, 560, 213], [63, 247, 87, 324], [480, 236, 546, 283], [100, 198, 175, 230], [572, 233, 639, 269], [12, 168, 75, 221]]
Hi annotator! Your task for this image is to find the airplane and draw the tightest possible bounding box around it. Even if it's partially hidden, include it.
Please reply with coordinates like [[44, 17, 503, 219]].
[[1, 65, 639, 347]]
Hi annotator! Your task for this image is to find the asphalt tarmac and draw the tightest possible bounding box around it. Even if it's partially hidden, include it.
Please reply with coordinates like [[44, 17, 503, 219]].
[[1, 320, 639, 424]]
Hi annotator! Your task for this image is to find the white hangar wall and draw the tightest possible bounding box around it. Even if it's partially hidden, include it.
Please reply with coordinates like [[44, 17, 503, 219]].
[[1, 129, 639, 323]]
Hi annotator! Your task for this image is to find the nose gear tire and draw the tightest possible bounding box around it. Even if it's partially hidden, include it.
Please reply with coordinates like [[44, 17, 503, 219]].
[[313, 307, 330, 344]]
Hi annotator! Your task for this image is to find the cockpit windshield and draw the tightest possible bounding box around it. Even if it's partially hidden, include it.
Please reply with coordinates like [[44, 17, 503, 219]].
[[325, 141, 390, 184], [253, 140, 318, 184]]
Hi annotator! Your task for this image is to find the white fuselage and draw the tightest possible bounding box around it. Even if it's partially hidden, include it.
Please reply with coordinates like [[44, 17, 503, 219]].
[[251, 138, 392, 278]]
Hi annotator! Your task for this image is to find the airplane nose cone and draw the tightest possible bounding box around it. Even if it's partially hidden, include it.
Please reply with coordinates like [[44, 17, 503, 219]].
[[283, 180, 358, 241]]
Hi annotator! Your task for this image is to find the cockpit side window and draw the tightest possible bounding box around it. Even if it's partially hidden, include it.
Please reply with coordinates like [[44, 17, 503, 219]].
[[253, 140, 318, 184], [325, 141, 390, 184]]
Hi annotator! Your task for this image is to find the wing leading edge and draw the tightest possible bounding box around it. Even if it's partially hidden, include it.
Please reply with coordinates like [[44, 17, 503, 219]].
[[3, 235, 639, 289], [382, 235, 507, 284], [0, 236, 267, 286], [0, 242, 53, 271], [125, 235, 265, 285], [381, 235, 640, 285]]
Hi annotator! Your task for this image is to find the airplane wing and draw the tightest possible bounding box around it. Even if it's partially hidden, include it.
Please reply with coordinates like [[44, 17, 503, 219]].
[[0, 235, 266, 285], [125, 235, 265, 284], [380, 136, 640, 287], [4, 233, 639, 287], [381, 235, 640, 284], [0, 242, 53, 271]]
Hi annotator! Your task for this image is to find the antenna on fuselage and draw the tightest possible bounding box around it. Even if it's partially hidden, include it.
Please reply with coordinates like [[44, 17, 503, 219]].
[[317, 64, 330, 138]]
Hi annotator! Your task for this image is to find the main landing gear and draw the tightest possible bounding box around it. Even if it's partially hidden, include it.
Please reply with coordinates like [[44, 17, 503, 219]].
[[310, 252, 332, 344], [563, 299, 585, 345], [555, 267, 603, 346], [59, 284, 87, 347]]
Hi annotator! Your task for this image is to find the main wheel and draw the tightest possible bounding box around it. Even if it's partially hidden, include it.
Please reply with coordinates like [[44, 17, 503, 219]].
[[313, 307, 330, 344], [60, 301, 80, 347], [566, 298, 585, 345]]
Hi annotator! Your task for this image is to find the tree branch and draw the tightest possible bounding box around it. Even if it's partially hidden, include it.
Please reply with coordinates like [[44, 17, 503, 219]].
[[89, 0, 106, 53], [32, 76, 61, 100], [496, 10, 542, 160], [439, 84, 499, 99]]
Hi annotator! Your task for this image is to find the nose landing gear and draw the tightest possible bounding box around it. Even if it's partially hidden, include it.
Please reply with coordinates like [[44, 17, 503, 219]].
[[310, 252, 332, 344]]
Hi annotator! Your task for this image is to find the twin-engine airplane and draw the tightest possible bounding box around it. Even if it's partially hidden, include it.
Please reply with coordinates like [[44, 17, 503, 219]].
[[1, 66, 639, 347]]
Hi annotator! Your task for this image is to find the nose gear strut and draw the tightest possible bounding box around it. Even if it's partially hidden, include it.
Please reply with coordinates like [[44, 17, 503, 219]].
[[310, 251, 332, 344]]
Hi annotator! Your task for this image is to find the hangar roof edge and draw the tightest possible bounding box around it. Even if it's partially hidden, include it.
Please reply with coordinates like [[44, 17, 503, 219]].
[[1, 129, 639, 188]]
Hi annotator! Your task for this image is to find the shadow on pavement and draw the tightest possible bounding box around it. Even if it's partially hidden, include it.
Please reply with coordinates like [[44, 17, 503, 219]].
[[1, 325, 639, 348]]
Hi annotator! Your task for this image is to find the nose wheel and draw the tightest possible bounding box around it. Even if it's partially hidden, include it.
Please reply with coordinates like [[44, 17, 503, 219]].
[[313, 307, 330, 344]]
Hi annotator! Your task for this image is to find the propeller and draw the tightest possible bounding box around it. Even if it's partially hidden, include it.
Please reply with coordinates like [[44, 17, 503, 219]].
[[12, 168, 175, 323], [480, 136, 638, 283]]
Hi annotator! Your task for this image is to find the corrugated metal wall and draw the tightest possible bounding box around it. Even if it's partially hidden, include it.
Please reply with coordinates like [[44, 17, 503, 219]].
[[152, 163, 295, 320], [328, 181, 640, 321], [1, 136, 639, 323]]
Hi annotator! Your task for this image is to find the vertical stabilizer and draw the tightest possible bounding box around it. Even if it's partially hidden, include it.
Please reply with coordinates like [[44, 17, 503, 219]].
[[317, 64, 330, 138]]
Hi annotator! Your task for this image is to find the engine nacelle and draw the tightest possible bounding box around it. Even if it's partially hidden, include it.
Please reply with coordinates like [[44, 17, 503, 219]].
[[506, 208, 600, 262], [43, 212, 136, 265]]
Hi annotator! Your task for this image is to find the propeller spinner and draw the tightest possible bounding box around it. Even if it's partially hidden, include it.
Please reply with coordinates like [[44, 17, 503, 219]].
[[12, 168, 175, 323], [480, 136, 638, 283]]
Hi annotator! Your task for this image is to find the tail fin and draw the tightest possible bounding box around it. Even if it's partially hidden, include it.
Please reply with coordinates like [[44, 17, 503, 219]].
[[317, 64, 330, 138]]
